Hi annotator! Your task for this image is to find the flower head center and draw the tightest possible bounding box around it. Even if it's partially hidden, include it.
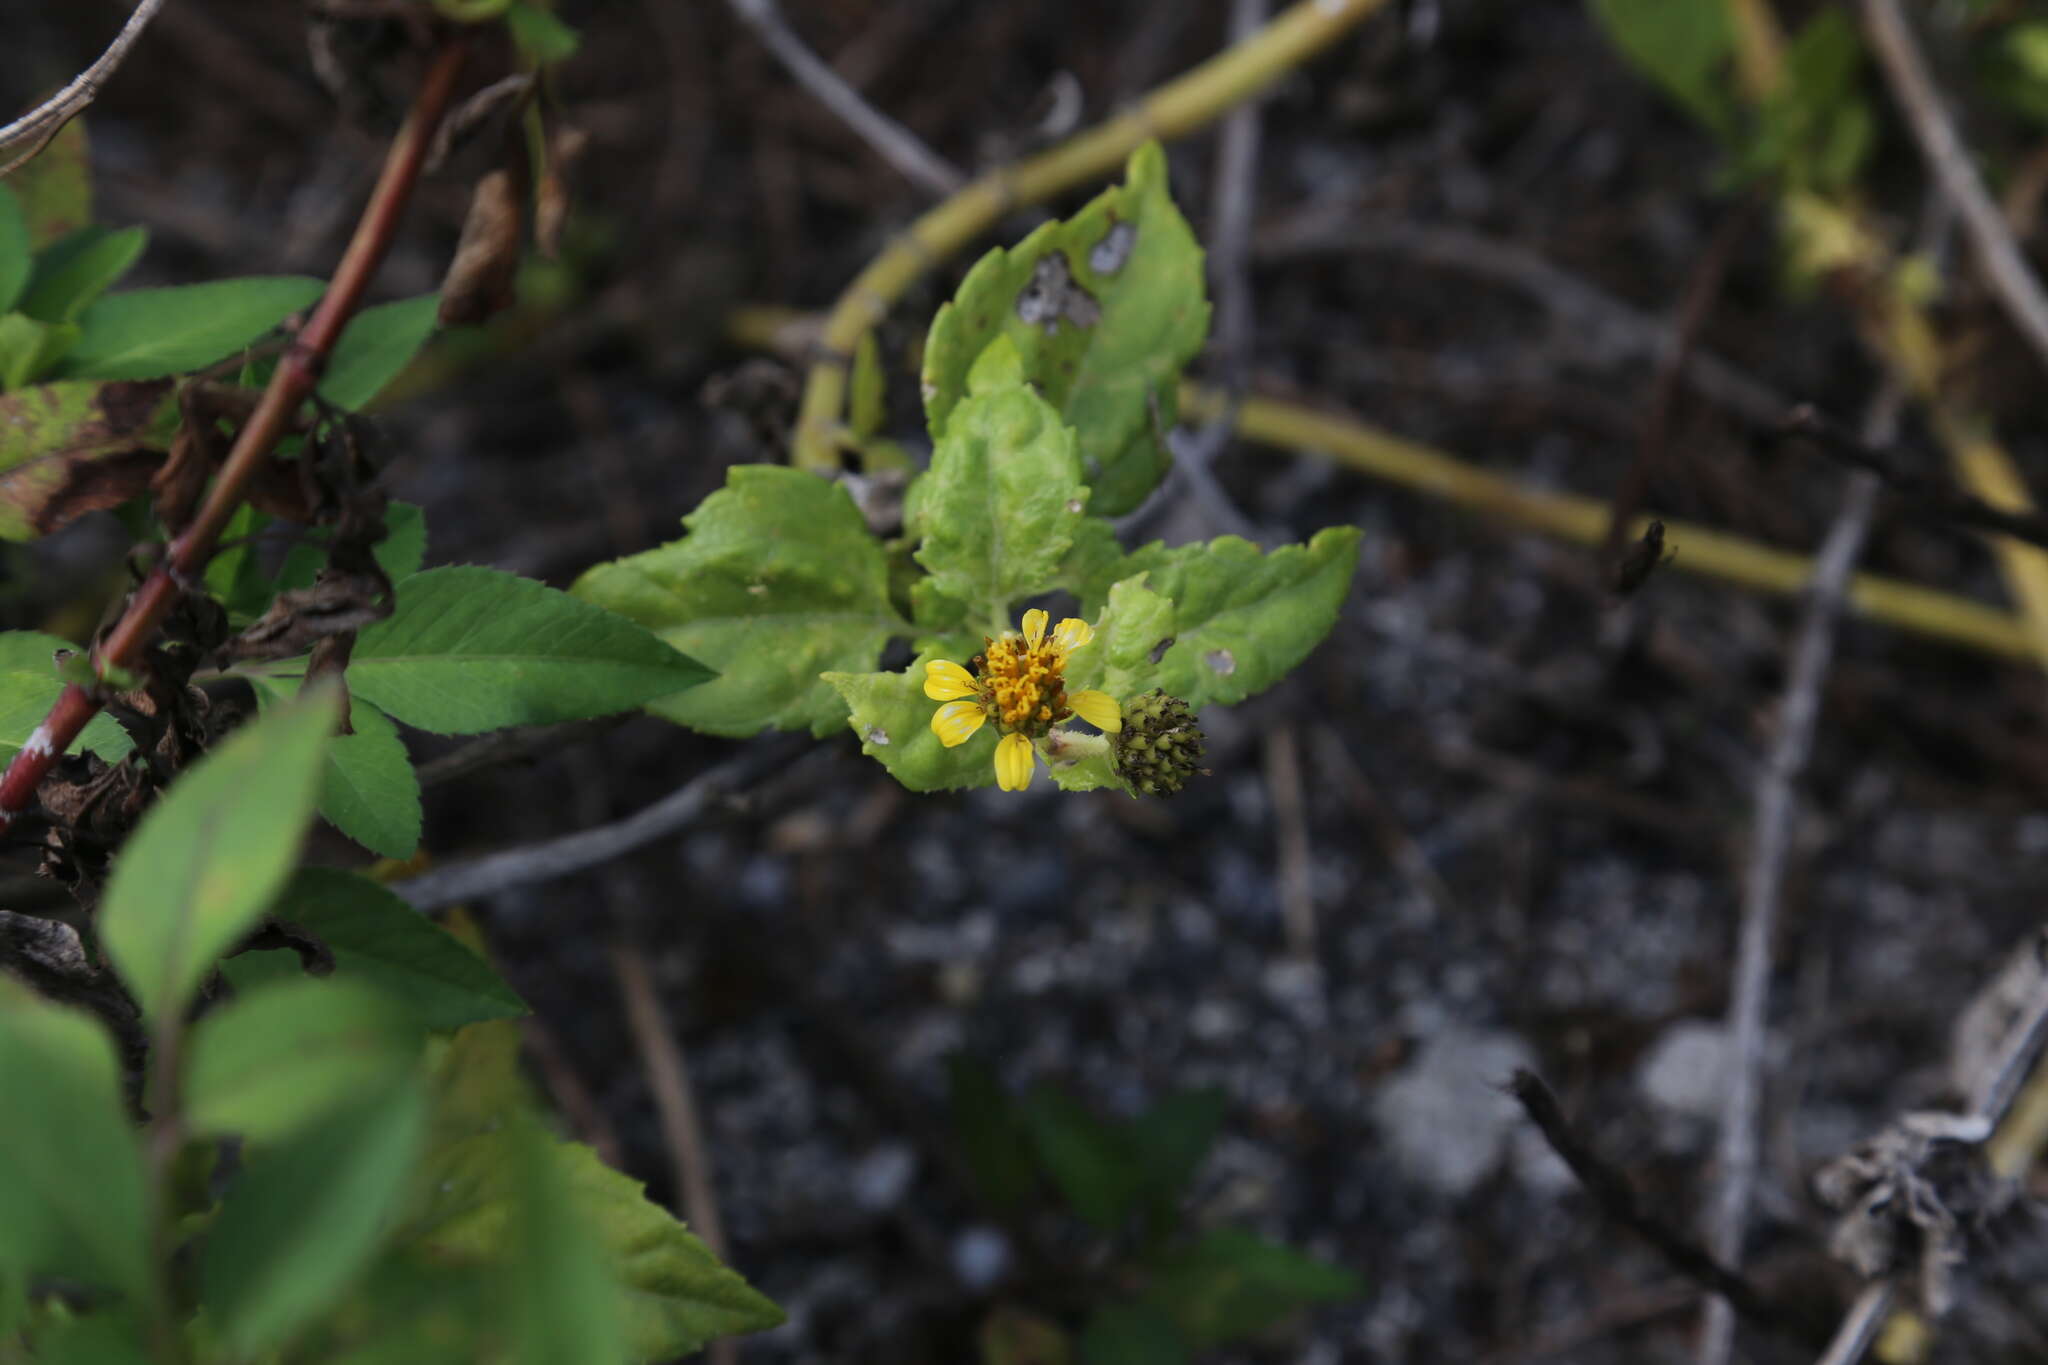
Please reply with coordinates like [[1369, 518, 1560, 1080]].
[[980, 633, 1070, 735]]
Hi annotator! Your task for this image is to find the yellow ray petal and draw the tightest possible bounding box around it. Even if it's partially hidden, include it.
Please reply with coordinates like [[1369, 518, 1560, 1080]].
[[930, 700, 987, 747], [995, 732, 1036, 790], [1021, 608, 1048, 650], [923, 659, 979, 700], [1067, 689, 1121, 733], [1052, 617, 1093, 653]]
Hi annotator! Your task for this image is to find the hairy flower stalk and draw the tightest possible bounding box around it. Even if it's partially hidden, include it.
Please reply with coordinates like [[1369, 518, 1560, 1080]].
[[925, 608, 1120, 791]]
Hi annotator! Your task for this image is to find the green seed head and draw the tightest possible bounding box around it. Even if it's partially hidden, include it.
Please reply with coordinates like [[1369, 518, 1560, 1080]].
[[1111, 690, 1207, 797]]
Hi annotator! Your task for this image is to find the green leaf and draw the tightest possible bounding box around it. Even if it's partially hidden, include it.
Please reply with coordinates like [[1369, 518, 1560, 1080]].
[[272, 868, 527, 1031], [98, 686, 337, 1026], [409, 1127, 783, 1359], [186, 976, 423, 1143], [923, 142, 1208, 515], [331, 565, 711, 735], [505, 1, 582, 63], [0, 377, 173, 540], [218, 947, 302, 996], [56, 275, 324, 381], [320, 295, 439, 412], [0, 312, 78, 390], [202, 1077, 429, 1355], [20, 226, 147, 324], [251, 677, 420, 857], [0, 981, 150, 1301], [11, 1311, 152, 1365], [505, 1123, 625, 1365], [1127, 1089, 1227, 1214], [1139, 1229, 1361, 1349], [947, 1054, 1037, 1212], [823, 647, 992, 792], [1078, 1305, 1188, 1365], [1588, 0, 1737, 133], [0, 186, 31, 315], [9, 120, 92, 248], [0, 630, 132, 761], [1022, 1084, 1141, 1231], [905, 339, 1088, 624], [573, 465, 901, 737], [1061, 573, 1175, 705], [1053, 515, 1131, 615], [1075, 528, 1360, 710]]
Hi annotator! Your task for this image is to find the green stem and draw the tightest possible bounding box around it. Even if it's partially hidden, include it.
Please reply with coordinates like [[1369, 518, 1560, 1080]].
[[789, 0, 1393, 471]]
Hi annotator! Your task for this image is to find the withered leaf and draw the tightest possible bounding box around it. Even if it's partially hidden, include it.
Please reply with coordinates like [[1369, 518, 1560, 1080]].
[[0, 379, 174, 540], [439, 168, 523, 327]]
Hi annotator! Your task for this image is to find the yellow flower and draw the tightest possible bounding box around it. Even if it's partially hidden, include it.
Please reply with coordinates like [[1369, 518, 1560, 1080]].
[[923, 608, 1121, 791]]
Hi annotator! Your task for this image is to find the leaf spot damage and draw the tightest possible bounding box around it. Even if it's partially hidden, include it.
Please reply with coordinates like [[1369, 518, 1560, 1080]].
[[1089, 221, 1137, 275], [1016, 252, 1101, 335], [864, 724, 891, 746], [1204, 648, 1235, 676]]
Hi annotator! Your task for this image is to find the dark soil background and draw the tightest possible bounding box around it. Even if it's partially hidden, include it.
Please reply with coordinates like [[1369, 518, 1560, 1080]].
[[11, 2, 2048, 1361]]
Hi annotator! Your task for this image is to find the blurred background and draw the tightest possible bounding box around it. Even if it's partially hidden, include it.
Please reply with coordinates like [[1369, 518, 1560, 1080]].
[[11, 2, 2048, 1360]]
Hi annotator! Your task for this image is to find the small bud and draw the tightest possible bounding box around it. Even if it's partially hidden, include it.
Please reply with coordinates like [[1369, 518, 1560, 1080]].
[[1111, 690, 1207, 796]]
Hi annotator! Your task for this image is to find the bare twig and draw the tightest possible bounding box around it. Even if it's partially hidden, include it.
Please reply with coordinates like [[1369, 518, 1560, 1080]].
[[1263, 724, 1315, 959], [611, 945, 735, 1365], [1507, 1070, 1830, 1351], [1861, 0, 2048, 374], [1781, 405, 2048, 551], [725, 0, 963, 198], [1697, 384, 1904, 1365], [0, 38, 470, 835], [0, 0, 168, 177], [391, 739, 802, 913], [1816, 1285, 1895, 1365]]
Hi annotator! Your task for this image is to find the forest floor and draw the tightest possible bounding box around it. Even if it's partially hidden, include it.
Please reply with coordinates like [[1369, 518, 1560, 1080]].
[[12, 2, 2048, 1361]]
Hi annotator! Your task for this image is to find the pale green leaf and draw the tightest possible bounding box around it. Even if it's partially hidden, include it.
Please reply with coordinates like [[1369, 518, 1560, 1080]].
[[186, 977, 422, 1143], [334, 566, 711, 735], [20, 226, 147, 324], [505, 2, 582, 63], [272, 868, 527, 1032], [0, 186, 31, 314], [201, 1077, 429, 1355], [319, 295, 439, 412], [823, 648, 994, 792], [99, 687, 337, 1026], [1061, 573, 1175, 704], [0, 630, 132, 761], [0, 980, 150, 1301], [572, 465, 901, 737], [905, 339, 1087, 624], [922, 142, 1208, 514], [1083, 528, 1360, 710], [409, 1125, 782, 1360], [251, 678, 420, 857], [57, 275, 324, 381], [0, 313, 77, 390], [506, 1124, 625, 1365]]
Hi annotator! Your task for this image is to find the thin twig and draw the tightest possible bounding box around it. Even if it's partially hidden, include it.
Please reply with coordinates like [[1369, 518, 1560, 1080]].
[[1781, 405, 2048, 551], [0, 39, 470, 835], [1697, 383, 1904, 1365], [1861, 0, 2048, 374], [725, 0, 962, 198], [391, 739, 802, 913], [1262, 724, 1315, 959], [1507, 1070, 1830, 1351], [1815, 1285, 1895, 1365], [611, 945, 736, 1365], [0, 0, 169, 177]]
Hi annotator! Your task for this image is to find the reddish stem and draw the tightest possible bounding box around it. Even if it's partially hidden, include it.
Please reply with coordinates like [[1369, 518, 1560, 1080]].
[[0, 40, 469, 833]]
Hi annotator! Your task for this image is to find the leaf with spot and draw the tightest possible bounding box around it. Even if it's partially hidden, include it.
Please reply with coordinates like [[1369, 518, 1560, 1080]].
[[904, 336, 1088, 626], [1073, 528, 1361, 710], [0, 376, 171, 539], [573, 465, 902, 737], [922, 142, 1208, 515], [822, 650, 993, 792]]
